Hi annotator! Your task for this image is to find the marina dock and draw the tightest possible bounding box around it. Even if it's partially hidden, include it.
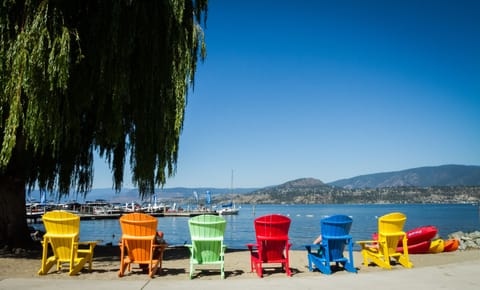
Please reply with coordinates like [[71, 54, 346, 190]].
[[27, 210, 218, 224]]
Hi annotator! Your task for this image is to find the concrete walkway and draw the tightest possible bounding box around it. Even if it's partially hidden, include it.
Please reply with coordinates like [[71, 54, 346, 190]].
[[1, 259, 479, 290]]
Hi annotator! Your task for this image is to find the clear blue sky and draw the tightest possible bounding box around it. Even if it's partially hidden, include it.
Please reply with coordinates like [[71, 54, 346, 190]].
[[93, 0, 480, 189]]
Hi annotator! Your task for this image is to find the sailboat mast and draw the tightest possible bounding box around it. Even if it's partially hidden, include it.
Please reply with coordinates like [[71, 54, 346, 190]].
[[230, 169, 234, 194]]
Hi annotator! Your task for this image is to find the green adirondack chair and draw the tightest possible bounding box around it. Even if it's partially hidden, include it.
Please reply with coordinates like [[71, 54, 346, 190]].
[[186, 214, 227, 279]]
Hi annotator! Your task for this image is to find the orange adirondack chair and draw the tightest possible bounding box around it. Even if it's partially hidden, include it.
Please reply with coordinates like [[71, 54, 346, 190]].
[[118, 213, 167, 278], [38, 211, 97, 276], [246, 214, 292, 277]]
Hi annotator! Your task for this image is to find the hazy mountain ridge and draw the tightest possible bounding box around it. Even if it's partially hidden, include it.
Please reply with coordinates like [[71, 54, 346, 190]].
[[30, 164, 480, 204], [222, 165, 480, 204], [329, 164, 480, 189]]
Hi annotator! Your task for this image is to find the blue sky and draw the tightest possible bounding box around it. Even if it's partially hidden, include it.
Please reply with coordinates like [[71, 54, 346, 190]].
[[93, 0, 480, 189]]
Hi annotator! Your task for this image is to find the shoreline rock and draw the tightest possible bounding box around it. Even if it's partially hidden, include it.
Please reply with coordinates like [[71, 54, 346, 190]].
[[448, 231, 480, 250]]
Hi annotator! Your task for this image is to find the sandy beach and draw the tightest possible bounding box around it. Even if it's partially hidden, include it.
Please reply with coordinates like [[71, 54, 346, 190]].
[[1, 245, 479, 281]]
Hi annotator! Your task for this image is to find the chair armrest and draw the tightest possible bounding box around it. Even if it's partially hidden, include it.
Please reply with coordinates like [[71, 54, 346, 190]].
[[246, 243, 257, 252], [153, 243, 167, 254], [184, 244, 193, 255], [304, 243, 321, 253], [78, 241, 97, 250], [356, 240, 378, 249], [356, 240, 376, 245], [285, 242, 292, 252], [78, 241, 98, 246], [323, 235, 353, 240]]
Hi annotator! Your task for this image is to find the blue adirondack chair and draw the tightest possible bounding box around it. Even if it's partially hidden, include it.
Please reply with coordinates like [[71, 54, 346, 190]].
[[305, 215, 356, 274]]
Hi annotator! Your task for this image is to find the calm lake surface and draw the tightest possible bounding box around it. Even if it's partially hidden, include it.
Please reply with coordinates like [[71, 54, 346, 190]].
[[33, 203, 480, 250]]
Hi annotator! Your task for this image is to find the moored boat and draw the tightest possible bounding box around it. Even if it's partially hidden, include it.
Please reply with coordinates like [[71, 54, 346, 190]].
[[216, 201, 240, 215], [217, 206, 240, 215]]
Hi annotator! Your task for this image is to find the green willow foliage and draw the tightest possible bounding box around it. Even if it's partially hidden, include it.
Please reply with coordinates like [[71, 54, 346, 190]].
[[0, 0, 208, 197]]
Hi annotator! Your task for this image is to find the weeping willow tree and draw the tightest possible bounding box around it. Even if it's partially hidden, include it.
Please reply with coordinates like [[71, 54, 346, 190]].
[[0, 0, 208, 248]]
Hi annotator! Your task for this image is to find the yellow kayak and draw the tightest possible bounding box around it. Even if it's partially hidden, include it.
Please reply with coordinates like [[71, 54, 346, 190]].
[[428, 238, 445, 253]]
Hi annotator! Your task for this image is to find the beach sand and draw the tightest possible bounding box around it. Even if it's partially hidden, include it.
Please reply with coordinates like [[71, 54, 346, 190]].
[[1, 245, 479, 280]]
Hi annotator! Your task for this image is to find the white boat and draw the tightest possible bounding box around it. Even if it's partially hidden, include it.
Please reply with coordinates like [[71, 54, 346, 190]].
[[216, 170, 241, 215], [216, 202, 240, 215], [141, 202, 170, 213], [217, 206, 240, 215]]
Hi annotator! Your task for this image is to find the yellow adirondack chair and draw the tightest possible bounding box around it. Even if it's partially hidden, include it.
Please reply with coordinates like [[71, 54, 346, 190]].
[[118, 213, 166, 278], [357, 212, 413, 269], [38, 211, 97, 276], [186, 214, 227, 279]]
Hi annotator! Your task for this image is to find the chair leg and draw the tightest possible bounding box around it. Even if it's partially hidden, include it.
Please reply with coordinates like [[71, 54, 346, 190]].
[[360, 250, 370, 266], [38, 256, 56, 275], [255, 262, 263, 277], [345, 240, 357, 273], [285, 262, 291, 277], [398, 255, 413, 268], [344, 260, 357, 273], [307, 255, 313, 271], [250, 257, 255, 272], [398, 239, 413, 268], [189, 263, 194, 279], [118, 256, 129, 277], [149, 261, 159, 278], [69, 258, 87, 276]]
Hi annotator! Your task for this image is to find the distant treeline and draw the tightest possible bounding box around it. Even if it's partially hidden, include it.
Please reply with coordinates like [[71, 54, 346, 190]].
[[211, 186, 480, 205]]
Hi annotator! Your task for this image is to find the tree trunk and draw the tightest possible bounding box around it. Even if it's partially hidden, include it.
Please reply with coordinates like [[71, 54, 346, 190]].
[[0, 174, 34, 249]]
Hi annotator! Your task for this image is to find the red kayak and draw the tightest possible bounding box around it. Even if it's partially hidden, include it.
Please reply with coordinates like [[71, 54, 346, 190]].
[[372, 225, 438, 246], [397, 240, 431, 254], [403, 225, 438, 245]]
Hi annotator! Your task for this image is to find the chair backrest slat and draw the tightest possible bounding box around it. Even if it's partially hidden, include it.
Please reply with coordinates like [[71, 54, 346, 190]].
[[120, 213, 158, 262], [378, 212, 407, 252], [42, 211, 81, 261], [188, 214, 226, 263], [254, 214, 291, 261], [321, 215, 352, 259]]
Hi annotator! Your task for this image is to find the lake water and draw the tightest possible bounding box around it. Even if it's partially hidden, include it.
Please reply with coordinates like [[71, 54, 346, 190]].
[[33, 203, 480, 250]]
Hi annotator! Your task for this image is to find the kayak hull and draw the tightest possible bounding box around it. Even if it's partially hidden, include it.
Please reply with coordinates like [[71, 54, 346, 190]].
[[397, 240, 431, 254], [428, 239, 445, 253], [443, 238, 459, 252], [372, 225, 438, 246], [403, 225, 438, 245]]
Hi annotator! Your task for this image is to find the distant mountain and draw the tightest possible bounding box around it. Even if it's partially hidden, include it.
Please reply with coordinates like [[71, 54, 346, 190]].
[[329, 165, 480, 189], [275, 178, 325, 188], [227, 169, 480, 205], [230, 178, 332, 204]]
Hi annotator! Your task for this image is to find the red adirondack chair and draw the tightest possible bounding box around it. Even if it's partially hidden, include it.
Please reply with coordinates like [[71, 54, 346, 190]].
[[246, 214, 292, 277]]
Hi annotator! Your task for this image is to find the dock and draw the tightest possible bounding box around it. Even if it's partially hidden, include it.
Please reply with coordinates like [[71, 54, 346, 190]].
[[78, 211, 218, 220], [27, 210, 219, 223]]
